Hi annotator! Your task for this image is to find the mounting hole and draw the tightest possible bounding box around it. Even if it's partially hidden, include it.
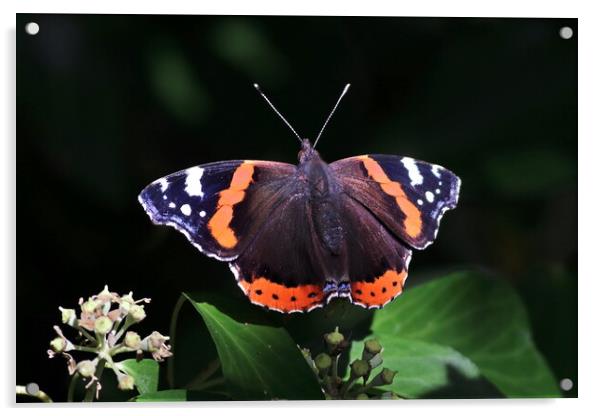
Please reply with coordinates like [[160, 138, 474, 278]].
[[559, 26, 573, 40], [25, 22, 40, 35], [25, 382, 39, 395], [559, 378, 573, 391]]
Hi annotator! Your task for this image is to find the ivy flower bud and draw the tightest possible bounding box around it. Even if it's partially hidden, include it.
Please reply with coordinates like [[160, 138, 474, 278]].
[[119, 292, 136, 313], [324, 327, 347, 355], [380, 391, 400, 399], [148, 331, 166, 349], [50, 337, 66, 353], [81, 299, 99, 314], [129, 304, 146, 322], [97, 285, 115, 304], [94, 316, 113, 335], [325, 329, 344, 347], [350, 359, 370, 378], [380, 368, 397, 385], [59, 307, 77, 326], [141, 331, 173, 361], [117, 374, 135, 391], [77, 360, 96, 378], [363, 339, 382, 358], [314, 353, 332, 373], [370, 368, 398, 387], [124, 331, 141, 349]]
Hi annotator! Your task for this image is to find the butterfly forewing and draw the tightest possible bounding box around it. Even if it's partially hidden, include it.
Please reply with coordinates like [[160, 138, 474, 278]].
[[330, 155, 461, 249], [138, 160, 296, 260]]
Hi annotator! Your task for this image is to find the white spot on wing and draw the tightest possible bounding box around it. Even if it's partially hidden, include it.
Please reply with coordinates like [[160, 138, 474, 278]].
[[432, 165, 443, 178], [435, 189, 441, 194], [200, 210, 206, 218], [185, 167, 205, 197], [401, 157, 423, 186], [168, 202, 176, 208], [154, 178, 169, 192], [425, 191, 435, 203], [138, 193, 237, 262], [180, 204, 191, 216], [417, 199, 423, 205]]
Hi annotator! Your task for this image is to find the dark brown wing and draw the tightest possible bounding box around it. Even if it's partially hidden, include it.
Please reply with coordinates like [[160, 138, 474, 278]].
[[338, 194, 412, 308], [330, 155, 461, 249], [229, 181, 329, 313], [138, 160, 296, 261]]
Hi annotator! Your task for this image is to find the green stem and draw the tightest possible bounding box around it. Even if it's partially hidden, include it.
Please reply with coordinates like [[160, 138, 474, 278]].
[[73, 345, 99, 353], [114, 318, 134, 342], [67, 373, 80, 402], [78, 327, 98, 344], [331, 354, 339, 378], [16, 385, 53, 403], [109, 344, 134, 356], [340, 375, 359, 398], [83, 359, 106, 402]]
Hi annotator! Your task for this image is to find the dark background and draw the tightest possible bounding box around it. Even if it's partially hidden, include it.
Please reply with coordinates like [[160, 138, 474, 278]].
[[17, 14, 577, 400]]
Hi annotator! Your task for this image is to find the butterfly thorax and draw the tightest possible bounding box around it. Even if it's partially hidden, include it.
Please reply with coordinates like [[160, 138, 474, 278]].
[[297, 144, 346, 263]]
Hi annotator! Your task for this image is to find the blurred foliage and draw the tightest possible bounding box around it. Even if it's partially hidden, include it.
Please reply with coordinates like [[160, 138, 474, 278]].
[[148, 41, 211, 125], [17, 14, 576, 401]]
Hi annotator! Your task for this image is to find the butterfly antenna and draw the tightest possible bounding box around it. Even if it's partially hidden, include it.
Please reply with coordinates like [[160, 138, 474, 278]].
[[313, 83, 350, 149], [253, 83, 302, 144]]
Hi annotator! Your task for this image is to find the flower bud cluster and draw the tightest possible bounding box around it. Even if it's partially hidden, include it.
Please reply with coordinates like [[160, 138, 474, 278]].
[[306, 328, 399, 400], [47, 285, 172, 400]]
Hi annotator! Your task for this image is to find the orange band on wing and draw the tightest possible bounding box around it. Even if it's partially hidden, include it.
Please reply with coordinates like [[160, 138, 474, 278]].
[[350, 269, 408, 308], [208, 162, 255, 248], [239, 277, 324, 313], [358, 156, 422, 238]]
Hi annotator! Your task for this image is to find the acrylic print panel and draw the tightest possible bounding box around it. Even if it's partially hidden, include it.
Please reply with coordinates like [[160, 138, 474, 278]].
[[17, 14, 577, 402]]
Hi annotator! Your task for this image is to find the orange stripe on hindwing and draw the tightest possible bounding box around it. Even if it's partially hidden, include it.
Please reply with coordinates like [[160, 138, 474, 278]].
[[351, 269, 408, 308], [358, 156, 422, 238], [239, 277, 324, 312], [208, 162, 255, 248]]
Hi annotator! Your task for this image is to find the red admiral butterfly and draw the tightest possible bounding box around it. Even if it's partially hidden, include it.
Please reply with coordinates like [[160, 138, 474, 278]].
[[139, 84, 461, 313]]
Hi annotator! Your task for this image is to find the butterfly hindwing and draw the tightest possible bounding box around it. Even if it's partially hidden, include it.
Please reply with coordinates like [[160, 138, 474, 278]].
[[138, 160, 296, 260], [330, 155, 461, 249], [339, 194, 412, 308], [229, 180, 328, 313]]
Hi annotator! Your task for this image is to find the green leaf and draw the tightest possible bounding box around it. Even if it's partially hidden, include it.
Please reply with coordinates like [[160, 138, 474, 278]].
[[135, 389, 229, 402], [182, 292, 323, 400], [119, 359, 159, 395], [350, 335, 482, 398], [369, 272, 560, 398]]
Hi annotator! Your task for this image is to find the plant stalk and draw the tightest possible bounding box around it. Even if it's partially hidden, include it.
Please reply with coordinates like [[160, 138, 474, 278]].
[[83, 358, 106, 402]]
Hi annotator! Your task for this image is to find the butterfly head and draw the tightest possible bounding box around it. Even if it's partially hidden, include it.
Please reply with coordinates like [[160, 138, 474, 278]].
[[298, 138, 320, 163]]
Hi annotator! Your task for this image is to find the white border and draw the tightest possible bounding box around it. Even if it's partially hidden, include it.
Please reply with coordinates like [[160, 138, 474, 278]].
[[4, 1, 600, 416]]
